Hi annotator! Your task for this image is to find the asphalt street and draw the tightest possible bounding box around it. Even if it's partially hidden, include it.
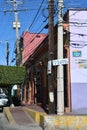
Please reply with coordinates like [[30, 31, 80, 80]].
[[0, 112, 43, 130]]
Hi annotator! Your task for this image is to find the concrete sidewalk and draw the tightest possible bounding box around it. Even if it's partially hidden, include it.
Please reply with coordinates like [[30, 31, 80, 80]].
[[3, 105, 87, 130], [3, 104, 46, 130], [0, 112, 43, 130]]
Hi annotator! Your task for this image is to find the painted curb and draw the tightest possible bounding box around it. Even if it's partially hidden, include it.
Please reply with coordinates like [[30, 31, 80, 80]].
[[3, 107, 15, 125], [24, 107, 46, 125], [41, 115, 87, 130], [4, 106, 87, 130]]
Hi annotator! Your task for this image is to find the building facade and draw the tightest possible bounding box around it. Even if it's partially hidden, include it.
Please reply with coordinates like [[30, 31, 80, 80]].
[[64, 9, 87, 111], [20, 26, 70, 113], [20, 9, 87, 112]]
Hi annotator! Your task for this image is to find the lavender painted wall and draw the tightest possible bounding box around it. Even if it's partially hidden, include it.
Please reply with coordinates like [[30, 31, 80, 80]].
[[69, 10, 87, 110]]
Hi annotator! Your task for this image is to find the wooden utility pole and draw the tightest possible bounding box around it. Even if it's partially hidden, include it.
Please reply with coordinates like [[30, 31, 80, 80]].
[[0, 41, 9, 66], [48, 0, 55, 114], [6, 42, 9, 66]]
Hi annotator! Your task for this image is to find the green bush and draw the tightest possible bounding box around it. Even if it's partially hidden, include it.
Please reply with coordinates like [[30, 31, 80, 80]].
[[0, 65, 26, 86]]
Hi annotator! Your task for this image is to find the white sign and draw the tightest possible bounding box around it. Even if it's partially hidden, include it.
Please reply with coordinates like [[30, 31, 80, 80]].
[[52, 58, 68, 66], [49, 92, 54, 102], [47, 60, 52, 74]]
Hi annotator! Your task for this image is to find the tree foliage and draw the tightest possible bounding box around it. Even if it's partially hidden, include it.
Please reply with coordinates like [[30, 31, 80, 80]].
[[0, 65, 26, 86]]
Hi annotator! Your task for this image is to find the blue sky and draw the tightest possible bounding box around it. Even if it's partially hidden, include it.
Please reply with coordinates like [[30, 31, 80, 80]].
[[0, 0, 87, 66]]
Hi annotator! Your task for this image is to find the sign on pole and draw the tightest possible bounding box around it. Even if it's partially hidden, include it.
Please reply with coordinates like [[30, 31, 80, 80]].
[[47, 60, 52, 74], [52, 58, 68, 66]]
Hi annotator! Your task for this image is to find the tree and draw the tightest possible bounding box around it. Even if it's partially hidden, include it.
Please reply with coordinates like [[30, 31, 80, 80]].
[[0, 65, 26, 86]]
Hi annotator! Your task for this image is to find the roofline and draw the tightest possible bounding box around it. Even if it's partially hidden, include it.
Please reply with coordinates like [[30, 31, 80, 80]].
[[67, 8, 87, 11], [22, 30, 47, 37], [23, 34, 48, 66], [63, 8, 87, 21]]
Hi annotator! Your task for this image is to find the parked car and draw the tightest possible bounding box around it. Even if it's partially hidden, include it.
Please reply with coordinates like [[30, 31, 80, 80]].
[[0, 94, 8, 109]]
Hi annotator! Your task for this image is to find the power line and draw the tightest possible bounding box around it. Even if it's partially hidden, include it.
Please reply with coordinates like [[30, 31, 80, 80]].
[[0, 1, 47, 65], [11, 25, 47, 65], [23, 25, 47, 51], [28, 0, 45, 31]]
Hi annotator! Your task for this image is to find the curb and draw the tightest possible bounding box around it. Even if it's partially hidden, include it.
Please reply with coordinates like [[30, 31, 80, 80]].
[[40, 115, 87, 130], [3, 106, 46, 127], [24, 107, 46, 125], [3, 106, 87, 130], [3, 107, 15, 125]]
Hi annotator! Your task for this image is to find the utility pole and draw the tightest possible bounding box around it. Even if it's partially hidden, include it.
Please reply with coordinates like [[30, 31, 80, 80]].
[[57, 0, 64, 115], [6, 42, 9, 66], [13, 0, 20, 65], [48, 0, 55, 114], [5, 0, 27, 104], [5, 0, 26, 66], [0, 41, 9, 66]]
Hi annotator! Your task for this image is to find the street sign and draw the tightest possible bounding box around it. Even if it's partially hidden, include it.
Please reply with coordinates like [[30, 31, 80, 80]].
[[52, 58, 68, 66]]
